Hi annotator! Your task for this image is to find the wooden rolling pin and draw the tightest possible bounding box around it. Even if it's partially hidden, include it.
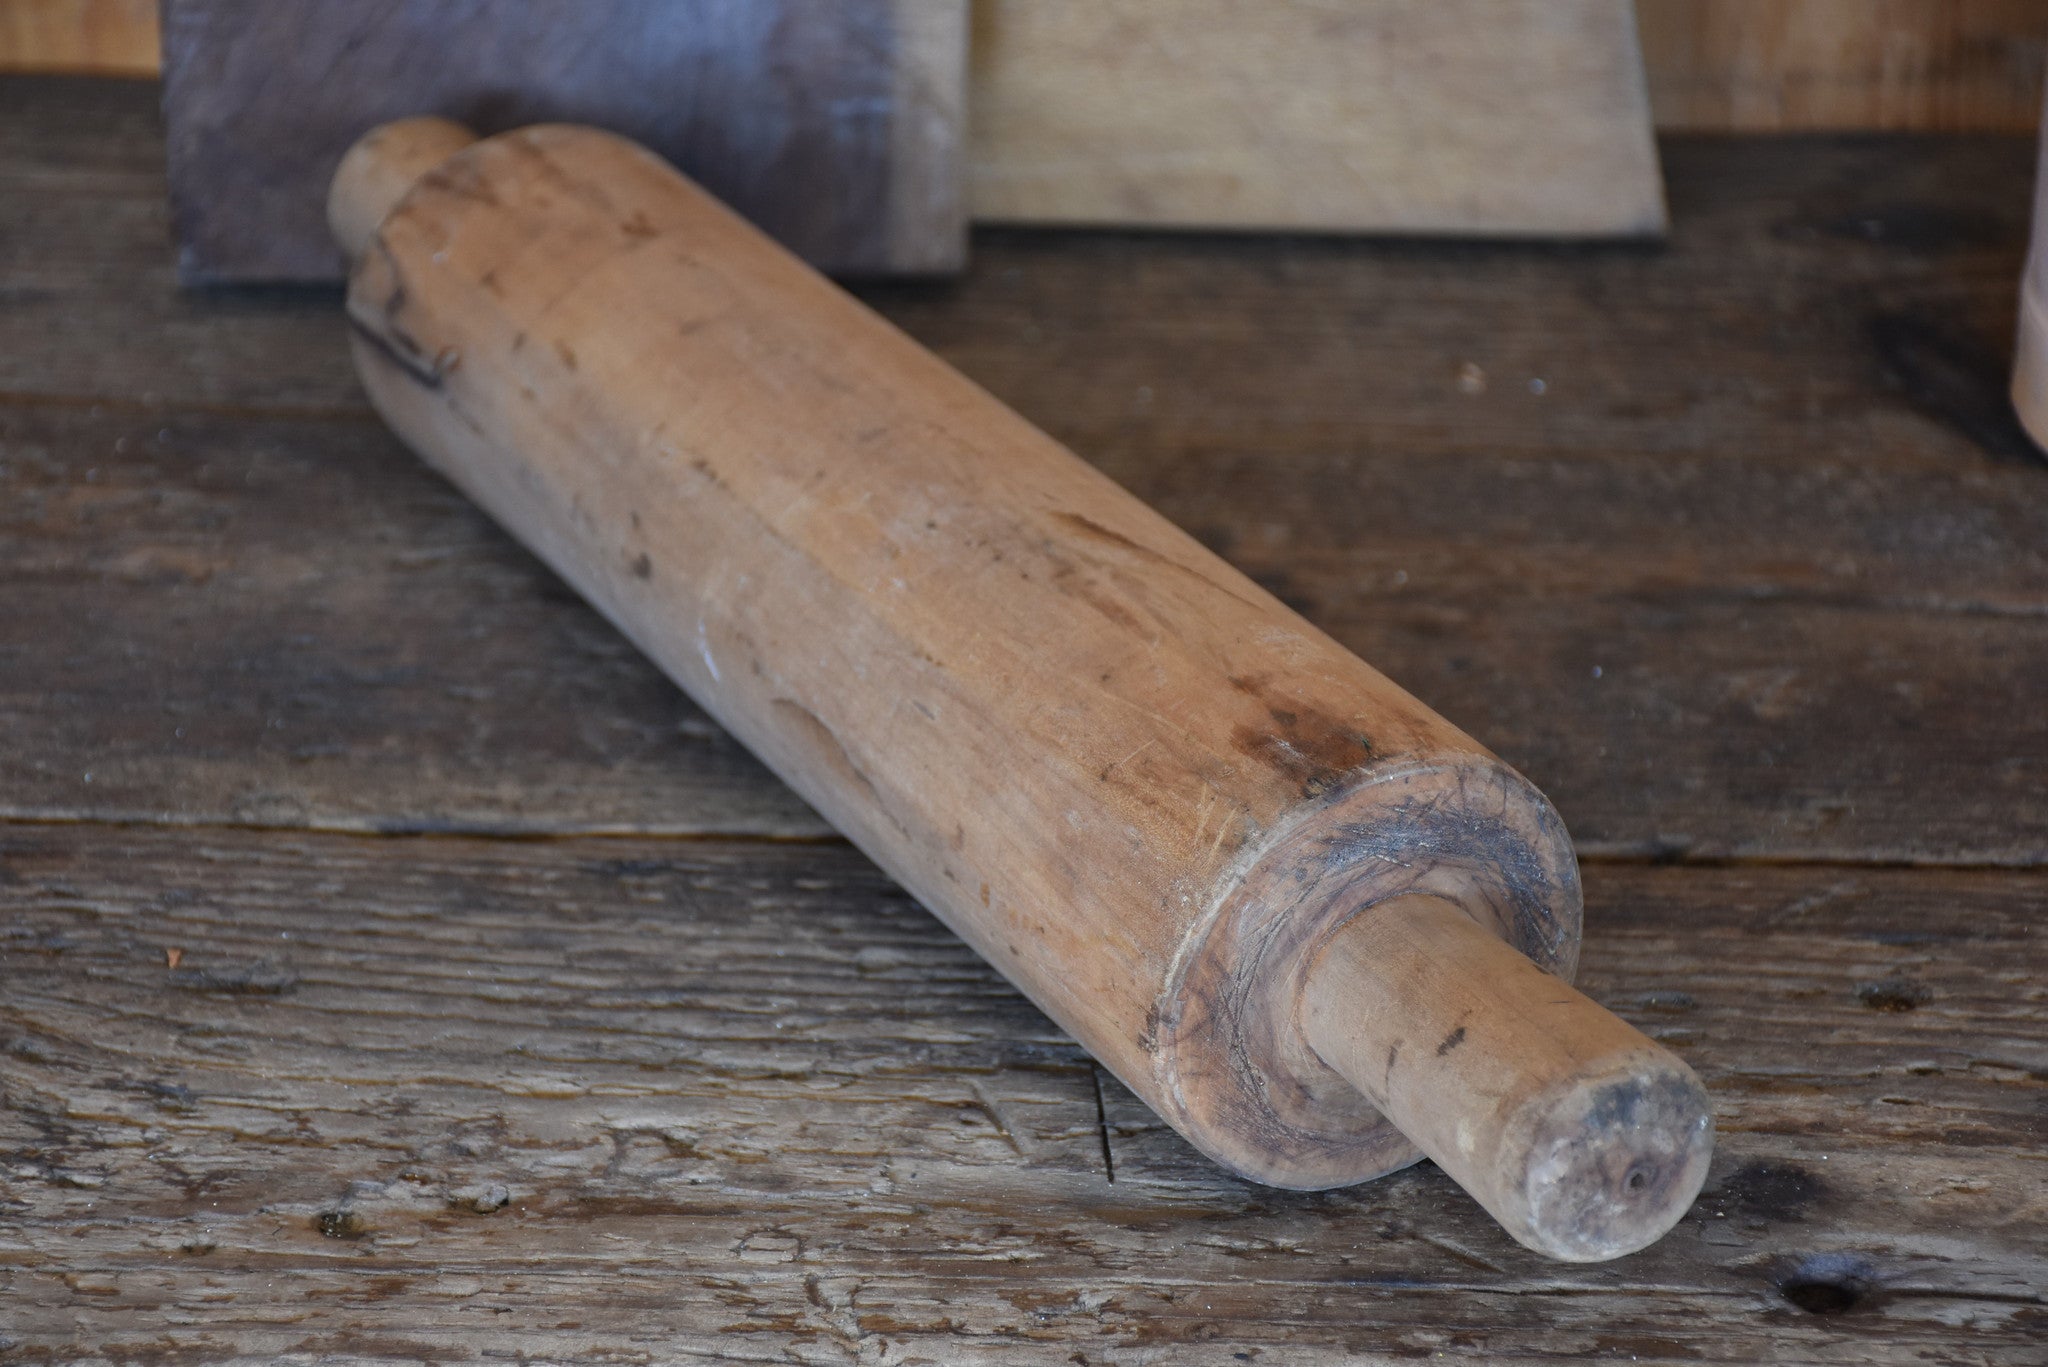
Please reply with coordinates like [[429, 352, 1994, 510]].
[[330, 118, 1714, 1261]]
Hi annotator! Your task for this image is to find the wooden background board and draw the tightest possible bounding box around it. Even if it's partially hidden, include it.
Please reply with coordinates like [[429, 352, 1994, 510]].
[[158, 0, 967, 282], [6, 0, 2047, 133], [0, 0, 155, 74], [1639, 0, 2048, 132], [967, 0, 1666, 236], [3, 76, 2047, 1361]]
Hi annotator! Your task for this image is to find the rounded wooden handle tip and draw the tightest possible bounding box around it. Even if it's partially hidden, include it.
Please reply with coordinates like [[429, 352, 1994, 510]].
[[328, 116, 480, 266], [1301, 896, 1712, 1261]]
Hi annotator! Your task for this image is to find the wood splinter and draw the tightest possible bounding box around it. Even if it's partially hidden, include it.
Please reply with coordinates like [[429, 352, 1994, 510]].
[[329, 117, 1714, 1262]]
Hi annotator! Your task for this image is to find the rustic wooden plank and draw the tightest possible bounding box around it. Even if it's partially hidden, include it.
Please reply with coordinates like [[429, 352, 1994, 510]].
[[4, 98, 2047, 859], [2, 78, 2036, 463], [5, 390, 2046, 861], [1639, 0, 2048, 133], [157, 0, 966, 282], [0, 77, 360, 415], [0, 0, 156, 76], [872, 138, 2041, 480], [15, 1, 2044, 137], [2, 826, 2040, 1361], [966, 0, 1665, 237], [0, 404, 826, 838]]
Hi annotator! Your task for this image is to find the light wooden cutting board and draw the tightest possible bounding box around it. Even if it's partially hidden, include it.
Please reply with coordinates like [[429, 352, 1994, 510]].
[[968, 0, 1667, 237]]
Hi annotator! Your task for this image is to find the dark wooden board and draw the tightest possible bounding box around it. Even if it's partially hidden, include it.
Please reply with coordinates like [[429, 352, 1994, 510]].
[[4, 78, 2035, 459], [158, 0, 966, 281], [2, 826, 2041, 1363], [4, 84, 2048, 859], [4, 400, 2046, 860]]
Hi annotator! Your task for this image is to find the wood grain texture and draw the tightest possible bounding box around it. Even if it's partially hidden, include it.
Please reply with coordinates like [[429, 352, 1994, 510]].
[[8, 394, 2046, 865], [158, 0, 967, 282], [3, 80, 2044, 866], [967, 0, 1667, 237], [1, 827, 2041, 1362], [1299, 896, 1712, 1260], [8, 1, 2047, 134], [1639, 0, 2048, 132], [3, 76, 2046, 1361], [0, 0, 155, 75], [329, 119, 1606, 1203]]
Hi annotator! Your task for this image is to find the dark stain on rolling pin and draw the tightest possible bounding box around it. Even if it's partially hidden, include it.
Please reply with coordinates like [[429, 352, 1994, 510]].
[[1057, 571, 1146, 635], [630, 553, 652, 580], [1139, 1001, 1162, 1054], [1541, 1072, 1710, 1252], [1053, 511, 1266, 611], [556, 340, 579, 371], [349, 316, 447, 392], [352, 248, 459, 391], [772, 699, 906, 838], [1226, 677, 1374, 799], [1435, 1025, 1467, 1057], [421, 158, 501, 210], [1053, 511, 1153, 557], [1312, 777, 1570, 959]]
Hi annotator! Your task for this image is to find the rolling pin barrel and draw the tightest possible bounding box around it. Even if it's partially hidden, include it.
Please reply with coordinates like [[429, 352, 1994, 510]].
[[329, 118, 1712, 1260]]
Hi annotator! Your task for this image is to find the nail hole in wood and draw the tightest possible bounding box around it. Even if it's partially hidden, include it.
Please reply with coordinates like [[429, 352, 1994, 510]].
[[1779, 1255, 1874, 1315], [1856, 978, 1931, 1012]]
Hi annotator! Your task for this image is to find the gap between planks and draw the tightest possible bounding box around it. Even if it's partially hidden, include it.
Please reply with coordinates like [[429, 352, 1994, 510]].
[[4, 811, 2047, 874]]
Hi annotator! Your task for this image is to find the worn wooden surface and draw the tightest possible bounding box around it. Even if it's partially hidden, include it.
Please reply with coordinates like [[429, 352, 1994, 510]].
[[966, 0, 1665, 237], [2, 76, 2045, 1362], [0, 0, 155, 75], [158, 0, 967, 281], [8, 1, 2047, 134], [1639, 0, 2048, 132]]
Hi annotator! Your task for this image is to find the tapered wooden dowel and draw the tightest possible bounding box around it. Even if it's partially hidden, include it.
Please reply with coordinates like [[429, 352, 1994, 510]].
[[327, 117, 1714, 1259], [1300, 896, 1712, 1260]]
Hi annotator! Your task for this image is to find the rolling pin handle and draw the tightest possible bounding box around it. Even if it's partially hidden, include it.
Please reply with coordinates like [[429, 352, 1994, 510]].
[[329, 117, 480, 266], [1299, 896, 1714, 1261]]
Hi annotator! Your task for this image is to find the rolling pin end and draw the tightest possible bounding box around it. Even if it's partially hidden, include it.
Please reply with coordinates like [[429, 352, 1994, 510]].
[[328, 116, 480, 266], [1301, 895, 1713, 1261], [1502, 1053, 1714, 1261]]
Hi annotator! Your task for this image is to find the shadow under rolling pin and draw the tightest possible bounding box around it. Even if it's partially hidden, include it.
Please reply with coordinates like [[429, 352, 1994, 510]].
[[330, 118, 1714, 1262]]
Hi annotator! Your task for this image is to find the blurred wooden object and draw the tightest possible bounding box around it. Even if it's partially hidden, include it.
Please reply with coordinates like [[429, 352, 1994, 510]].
[[2014, 92, 2048, 450], [0, 0, 153, 75], [158, 0, 967, 282], [967, 0, 1665, 237], [8, 2, 2045, 133], [1640, 0, 2048, 132]]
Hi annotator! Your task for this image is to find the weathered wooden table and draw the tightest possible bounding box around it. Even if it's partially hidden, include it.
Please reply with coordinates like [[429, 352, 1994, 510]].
[[3, 77, 2043, 1364]]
